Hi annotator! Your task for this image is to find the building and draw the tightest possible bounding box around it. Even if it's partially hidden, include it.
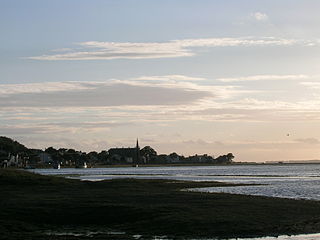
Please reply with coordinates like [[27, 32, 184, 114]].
[[39, 152, 53, 163], [108, 139, 142, 164]]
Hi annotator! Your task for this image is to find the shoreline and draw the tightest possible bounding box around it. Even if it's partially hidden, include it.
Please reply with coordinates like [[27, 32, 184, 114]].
[[23, 161, 320, 170], [1, 169, 320, 239]]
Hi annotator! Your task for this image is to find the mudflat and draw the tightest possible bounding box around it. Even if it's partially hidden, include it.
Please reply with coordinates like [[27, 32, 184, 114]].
[[1, 169, 320, 240]]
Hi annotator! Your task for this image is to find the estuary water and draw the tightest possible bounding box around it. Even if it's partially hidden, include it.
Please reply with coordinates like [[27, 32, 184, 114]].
[[29, 164, 320, 240], [30, 164, 320, 201]]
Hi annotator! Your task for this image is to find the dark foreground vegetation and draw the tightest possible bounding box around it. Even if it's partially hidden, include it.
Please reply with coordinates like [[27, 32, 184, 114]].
[[1, 169, 320, 239]]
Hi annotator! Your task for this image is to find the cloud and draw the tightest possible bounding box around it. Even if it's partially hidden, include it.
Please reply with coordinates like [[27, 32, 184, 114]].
[[0, 125, 48, 135], [28, 37, 300, 61], [251, 12, 269, 21], [300, 82, 320, 89], [0, 82, 93, 96], [0, 80, 214, 108], [132, 75, 206, 82], [182, 139, 212, 145], [0, 74, 249, 110], [224, 98, 320, 111], [217, 74, 310, 82], [294, 138, 320, 145], [0, 121, 133, 136], [2, 74, 320, 127]]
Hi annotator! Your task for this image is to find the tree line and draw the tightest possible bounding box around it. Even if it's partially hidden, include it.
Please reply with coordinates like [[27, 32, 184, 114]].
[[0, 136, 234, 167]]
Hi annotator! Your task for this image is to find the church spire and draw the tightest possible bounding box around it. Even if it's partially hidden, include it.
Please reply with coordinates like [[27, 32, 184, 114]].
[[135, 138, 141, 164]]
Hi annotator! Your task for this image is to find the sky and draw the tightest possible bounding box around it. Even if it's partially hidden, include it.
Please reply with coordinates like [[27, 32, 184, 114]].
[[1, 0, 320, 162]]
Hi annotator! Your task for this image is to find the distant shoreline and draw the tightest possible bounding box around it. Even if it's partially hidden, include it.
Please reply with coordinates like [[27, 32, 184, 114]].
[[17, 161, 320, 170]]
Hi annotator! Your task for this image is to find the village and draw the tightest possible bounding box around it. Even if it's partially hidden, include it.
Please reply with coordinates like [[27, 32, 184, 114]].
[[0, 136, 234, 168]]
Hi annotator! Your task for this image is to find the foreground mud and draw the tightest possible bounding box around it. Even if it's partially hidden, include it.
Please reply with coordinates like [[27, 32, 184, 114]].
[[1, 169, 320, 239]]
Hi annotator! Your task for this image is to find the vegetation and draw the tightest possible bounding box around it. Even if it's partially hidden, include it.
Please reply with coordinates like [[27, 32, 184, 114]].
[[0, 136, 28, 154], [0, 136, 28, 162], [2, 169, 320, 239], [0, 136, 234, 167], [215, 153, 235, 164]]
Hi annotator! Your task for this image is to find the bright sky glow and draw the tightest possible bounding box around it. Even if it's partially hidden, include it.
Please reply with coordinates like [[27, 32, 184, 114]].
[[1, 0, 320, 162]]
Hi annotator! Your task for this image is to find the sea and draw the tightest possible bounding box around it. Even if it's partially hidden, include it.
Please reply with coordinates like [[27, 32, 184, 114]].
[[29, 164, 320, 240]]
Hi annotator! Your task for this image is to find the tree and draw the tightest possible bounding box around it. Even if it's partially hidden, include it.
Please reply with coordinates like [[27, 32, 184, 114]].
[[98, 150, 109, 164], [0, 136, 28, 154], [215, 153, 234, 164], [169, 152, 179, 158], [67, 149, 76, 154], [87, 151, 99, 164], [45, 147, 58, 155], [140, 146, 157, 163], [140, 146, 157, 157], [226, 153, 235, 162], [44, 147, 63, 163]]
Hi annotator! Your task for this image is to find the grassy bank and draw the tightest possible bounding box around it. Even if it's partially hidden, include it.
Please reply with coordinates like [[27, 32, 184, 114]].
[[1, 169, 320, 239]]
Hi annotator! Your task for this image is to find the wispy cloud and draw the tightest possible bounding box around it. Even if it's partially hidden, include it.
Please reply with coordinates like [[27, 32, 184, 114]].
[[0, 80, 215, 108], [251, 12, 269, 21], [1, 74, 250, 109], [0, 82, 93, 96], [300, 81, 320, 89], [217, 74, 310, 82], [224, 98, 320, 111], [28, 37, 301, 61], [294, 138, 320, 145], [131, 75, 206, 82]]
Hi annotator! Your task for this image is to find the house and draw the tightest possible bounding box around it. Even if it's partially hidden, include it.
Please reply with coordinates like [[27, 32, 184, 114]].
[[39, 152, 53, 163]]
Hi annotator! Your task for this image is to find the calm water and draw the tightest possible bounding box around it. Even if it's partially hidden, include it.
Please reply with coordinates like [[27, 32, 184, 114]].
[[30, 164, 320, 201]]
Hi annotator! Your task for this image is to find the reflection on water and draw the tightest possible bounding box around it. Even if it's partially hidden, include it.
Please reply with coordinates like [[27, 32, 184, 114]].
[[29, 164, 320, 200], [146, 233, 320, 239], [221, 233, 320, 240], [189, 176, 320, 200]]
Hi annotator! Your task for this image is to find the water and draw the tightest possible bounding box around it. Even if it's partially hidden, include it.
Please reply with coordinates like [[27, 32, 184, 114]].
[[213, 234, 320, 240], [28, 164, 320, 239], [45, 230, 320, 240], [29, 164, 320, 201]]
